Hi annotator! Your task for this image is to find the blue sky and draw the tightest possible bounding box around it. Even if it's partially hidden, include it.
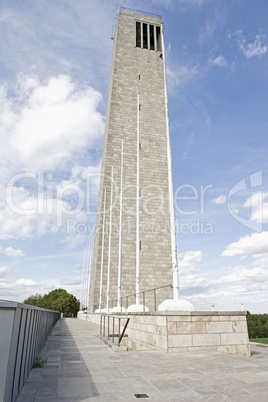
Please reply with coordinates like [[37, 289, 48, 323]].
[[0, 0, 267, 313]]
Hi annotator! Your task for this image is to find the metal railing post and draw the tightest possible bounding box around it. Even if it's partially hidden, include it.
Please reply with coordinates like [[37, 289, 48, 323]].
[[103, 316, 105, 336], [143, 292, 145, 312], [118, 318, 121, 346], [112, 317, 115, 343], [108, 316, 110, 340], [118, 318, 130, 346], [154, 289, 157, 311]]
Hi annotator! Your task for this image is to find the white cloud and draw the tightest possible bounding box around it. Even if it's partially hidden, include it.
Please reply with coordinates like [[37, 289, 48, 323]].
[[253, 255, 268, 268], [0, 276, 81, 303], [180, 263, 268, 311], [15, 278, 36, 286], [0, 246, 25, 257], [244, 191, 264, 208], [0, 74, 104, 172], [75, 264, 83, 272], [231, 30, 267, 58], [178, 250, 207, 273], [61, 278, 81, 286], [222, 231, 268, 257], [0, 266, 10, 277], [212, 194, 227, 205], [61, 234, 88, 249], [0, 1, 114, 88], [219, 266, 267, 284], [209, 55, 228, 67], [244, 192, 268, 223], [0, 74, 104, 241], [1, 186, 58, 239], [167, 64, 198, 88], [0, 183, 91, 239]]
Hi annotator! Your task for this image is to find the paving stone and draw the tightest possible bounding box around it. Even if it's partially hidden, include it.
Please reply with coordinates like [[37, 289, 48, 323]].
[[16, 318, 268, 401], [229, 370, 268, 383], [35, 385, 57, 398], [16, 395, 36, 402], [229, 392, 268, 402]]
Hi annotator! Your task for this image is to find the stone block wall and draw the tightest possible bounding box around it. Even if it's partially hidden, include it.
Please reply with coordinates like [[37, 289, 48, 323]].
[[123, 314, 168, 351], [78, 311, 250, 356], [166, 312, 249, 356]]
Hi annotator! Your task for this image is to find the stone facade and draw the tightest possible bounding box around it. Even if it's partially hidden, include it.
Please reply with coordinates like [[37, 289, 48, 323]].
[[89, 10, 174, 312], [78, 312, 250, 357]]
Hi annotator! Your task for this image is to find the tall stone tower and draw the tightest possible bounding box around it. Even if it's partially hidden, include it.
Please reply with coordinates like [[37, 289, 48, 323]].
[[88, 10, 179, 312]]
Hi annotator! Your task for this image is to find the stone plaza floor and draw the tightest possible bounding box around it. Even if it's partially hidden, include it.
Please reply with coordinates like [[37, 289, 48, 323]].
[[16, 318, 268, 401]]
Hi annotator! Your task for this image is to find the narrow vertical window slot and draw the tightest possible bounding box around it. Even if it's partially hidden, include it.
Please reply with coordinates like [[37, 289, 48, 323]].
[[139, 143, 141, 151], [156, 26, 162, 51], [140, 241, 142, 250], [139, 188, 141, 197], [136, 22, 141, 47], [149, 25, 155, 50], [143, 23, 148, 49], [138, 74, 140, 80]]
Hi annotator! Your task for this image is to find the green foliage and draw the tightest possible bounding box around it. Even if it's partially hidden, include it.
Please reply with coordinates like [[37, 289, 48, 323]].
[[32, 356, 47, 368], [24, 293, 43, 307], [23, 288, 80, 317], [247, 313, 268, 338]]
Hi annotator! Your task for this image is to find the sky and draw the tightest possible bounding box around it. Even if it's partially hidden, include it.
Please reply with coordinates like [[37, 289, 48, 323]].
[[0, 0, 267, 313]]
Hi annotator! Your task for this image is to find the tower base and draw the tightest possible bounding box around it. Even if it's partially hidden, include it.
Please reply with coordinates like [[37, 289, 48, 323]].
[[127, 304, 149, 313], [110, 306, 127, 313], [158, 299, 194, 311], [78, 310, 250, 357]]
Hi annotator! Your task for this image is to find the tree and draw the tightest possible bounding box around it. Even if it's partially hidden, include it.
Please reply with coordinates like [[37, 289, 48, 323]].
[[247, 314, 268, 338], [23, 288, 80, 317], [24, 293, 43, 307]]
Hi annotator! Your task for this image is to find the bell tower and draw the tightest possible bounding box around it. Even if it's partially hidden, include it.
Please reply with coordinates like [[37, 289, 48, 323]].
[[88, 10, 190, 313]]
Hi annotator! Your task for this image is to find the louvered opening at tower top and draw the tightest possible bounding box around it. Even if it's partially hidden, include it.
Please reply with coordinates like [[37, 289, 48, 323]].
[[136, 21, 162, 52]]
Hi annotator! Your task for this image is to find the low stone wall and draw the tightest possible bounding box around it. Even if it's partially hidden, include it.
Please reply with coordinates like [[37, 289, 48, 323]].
[[165, 312, 249, 356], [78, 311, 250, 356]]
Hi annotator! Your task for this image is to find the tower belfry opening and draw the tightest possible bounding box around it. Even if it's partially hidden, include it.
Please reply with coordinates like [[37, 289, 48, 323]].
[[135, 19, 162, 52], [88, 10, 193, 313]]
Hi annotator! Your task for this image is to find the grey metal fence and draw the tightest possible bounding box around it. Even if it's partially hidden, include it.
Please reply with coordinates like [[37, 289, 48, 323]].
[[0, 300, 60, 402]]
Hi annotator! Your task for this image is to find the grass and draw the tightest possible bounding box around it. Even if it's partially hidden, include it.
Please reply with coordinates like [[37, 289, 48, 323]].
[[32, 356, 47, 368], [249, 338, 268, 344]]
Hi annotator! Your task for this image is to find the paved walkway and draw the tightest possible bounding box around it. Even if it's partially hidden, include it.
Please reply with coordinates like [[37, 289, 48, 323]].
[[17, 318, 268, 401]]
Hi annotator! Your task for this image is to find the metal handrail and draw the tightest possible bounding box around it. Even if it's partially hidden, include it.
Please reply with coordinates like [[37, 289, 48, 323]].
[[110, 283, 173, 312], [120, 6, 163, 20], [94, 283, 173, 313], [100, 314, 130, 347]]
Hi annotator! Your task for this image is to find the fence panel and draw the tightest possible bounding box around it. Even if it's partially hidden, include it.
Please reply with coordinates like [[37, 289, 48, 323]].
[[0, 300, 60, 402]]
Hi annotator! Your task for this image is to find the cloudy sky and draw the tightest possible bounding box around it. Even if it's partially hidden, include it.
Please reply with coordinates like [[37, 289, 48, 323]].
[[0, 0, 267, 313]]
